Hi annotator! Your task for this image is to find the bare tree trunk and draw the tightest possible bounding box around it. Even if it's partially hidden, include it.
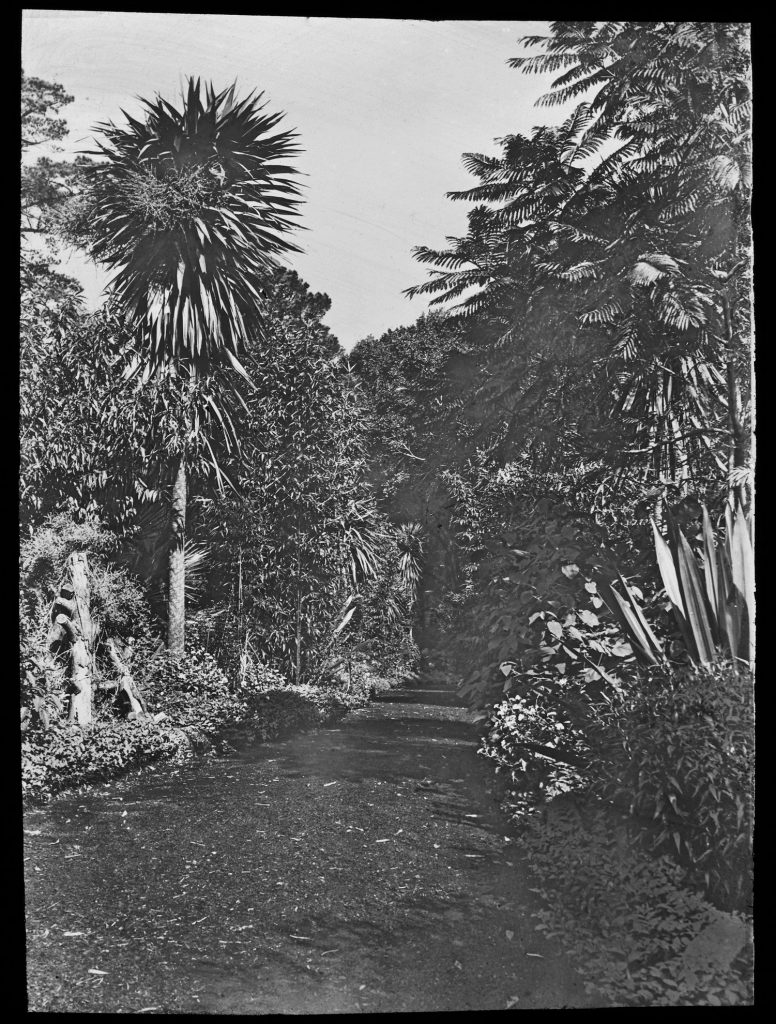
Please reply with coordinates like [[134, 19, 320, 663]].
[[48, 552, 94, 726], [168, 455, 187, 661], [105, 638, 147, 717]]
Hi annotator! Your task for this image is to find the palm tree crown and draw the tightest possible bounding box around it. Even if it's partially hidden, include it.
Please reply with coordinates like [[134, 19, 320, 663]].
[[87, 77, 303, 370]]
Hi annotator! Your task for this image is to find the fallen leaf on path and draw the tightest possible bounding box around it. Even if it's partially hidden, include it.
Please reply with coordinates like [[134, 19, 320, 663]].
[[506, 930, 514, 941], [506, 995, 520, 1008]]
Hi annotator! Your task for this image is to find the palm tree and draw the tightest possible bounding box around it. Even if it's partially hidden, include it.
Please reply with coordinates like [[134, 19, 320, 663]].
[[87, 77, 302, 658]]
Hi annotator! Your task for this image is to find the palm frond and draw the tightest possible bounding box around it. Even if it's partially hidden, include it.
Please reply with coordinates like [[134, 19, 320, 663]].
[[87, 77, 303, 370]]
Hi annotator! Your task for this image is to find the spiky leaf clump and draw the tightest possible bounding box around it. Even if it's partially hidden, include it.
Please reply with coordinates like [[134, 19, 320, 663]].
[[87, 77, 303, 369]]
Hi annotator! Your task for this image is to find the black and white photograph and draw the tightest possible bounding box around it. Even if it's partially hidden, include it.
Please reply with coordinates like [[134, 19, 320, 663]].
[[21, 13, 754, 1011]]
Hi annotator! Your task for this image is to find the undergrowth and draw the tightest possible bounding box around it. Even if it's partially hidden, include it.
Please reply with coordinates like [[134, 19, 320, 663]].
[[21, 649, 383, 805], [518, 803, 753, 1006]]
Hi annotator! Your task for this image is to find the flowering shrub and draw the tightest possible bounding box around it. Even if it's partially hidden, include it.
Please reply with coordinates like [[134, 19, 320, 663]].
[[474, 553, 647, 811]]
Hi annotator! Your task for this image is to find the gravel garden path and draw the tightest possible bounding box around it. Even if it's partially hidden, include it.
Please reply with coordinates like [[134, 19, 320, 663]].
[[24, 678, 603, 1012]]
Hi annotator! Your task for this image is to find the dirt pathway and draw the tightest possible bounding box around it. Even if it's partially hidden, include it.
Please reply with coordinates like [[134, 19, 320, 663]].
[[24, 680, 603, 1012]]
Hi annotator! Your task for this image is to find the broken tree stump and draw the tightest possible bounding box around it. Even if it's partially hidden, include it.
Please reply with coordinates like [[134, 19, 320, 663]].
[[47, 552, 95, 727], [105, 637, 148, 718]]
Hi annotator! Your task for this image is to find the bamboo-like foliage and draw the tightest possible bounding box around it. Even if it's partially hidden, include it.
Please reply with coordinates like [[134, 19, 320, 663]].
[[602, 503, 754, 666], [86, 77, 303, 371]]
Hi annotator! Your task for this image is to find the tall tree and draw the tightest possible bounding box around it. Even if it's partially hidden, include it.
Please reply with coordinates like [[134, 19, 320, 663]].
[[199, 268, 383, 681], [21, 71, 73, 237], [86, 78, 303, 658], [406, 23, 752, 507]]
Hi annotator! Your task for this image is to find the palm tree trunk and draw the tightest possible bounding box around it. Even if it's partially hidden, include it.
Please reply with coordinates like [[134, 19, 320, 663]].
[[721, 292, 748, 512], [168, 454, 187, 661], [295, 548, 302, 684]]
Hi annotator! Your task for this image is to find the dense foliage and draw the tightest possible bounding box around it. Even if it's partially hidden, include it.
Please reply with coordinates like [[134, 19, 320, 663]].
[[405, 21, 752, 505], [351, 24, 754, 971], [20, 28, 753, 1006], [20, 72, 415, 801], [519, 801, 752, 1006], [196, 269, 392, 681]]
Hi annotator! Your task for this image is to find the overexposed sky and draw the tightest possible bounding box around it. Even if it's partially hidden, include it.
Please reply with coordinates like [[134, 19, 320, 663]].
[[23, 12, 567, 349]]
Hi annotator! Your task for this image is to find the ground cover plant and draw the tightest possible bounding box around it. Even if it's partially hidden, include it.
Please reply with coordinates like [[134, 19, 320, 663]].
[[517, 801, 752, 1006]]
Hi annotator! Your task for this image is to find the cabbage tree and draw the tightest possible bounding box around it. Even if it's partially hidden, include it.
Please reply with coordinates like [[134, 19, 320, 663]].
[[87, 77, 302, 657]]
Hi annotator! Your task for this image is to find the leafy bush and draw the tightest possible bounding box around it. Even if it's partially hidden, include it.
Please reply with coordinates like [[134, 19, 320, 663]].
[[139, 643, 239, 732], [587, 660, 754, 910], [480, 676, 597, 812], [443, 468, 658, 710], [519, 803, 753, 1006], [22, 719, 185, 802], [186, 607, 292, 691], [320, 654, 398, 701], [21, 650, 363, 803], [485, 655, 752, 912]]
